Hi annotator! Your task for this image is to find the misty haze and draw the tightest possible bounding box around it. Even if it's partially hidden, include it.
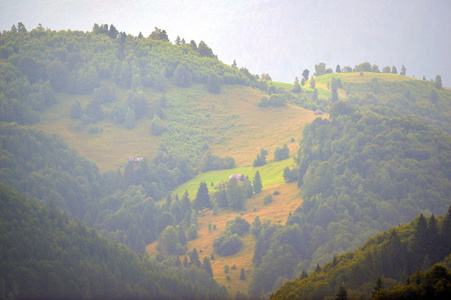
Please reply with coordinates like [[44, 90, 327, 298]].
[[1, 1, 450, 299]]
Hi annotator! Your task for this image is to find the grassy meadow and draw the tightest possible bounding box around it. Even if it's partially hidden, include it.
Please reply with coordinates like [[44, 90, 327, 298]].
[[35, 83, 318, 172]]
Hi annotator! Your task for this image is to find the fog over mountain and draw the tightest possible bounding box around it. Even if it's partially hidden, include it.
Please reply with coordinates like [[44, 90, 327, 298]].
[[1, 0, 450, 87]]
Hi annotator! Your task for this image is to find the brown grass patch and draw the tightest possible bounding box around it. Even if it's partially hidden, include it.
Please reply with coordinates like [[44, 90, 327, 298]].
[[200, 86, 318, 167], [146, 181, 302, 296]]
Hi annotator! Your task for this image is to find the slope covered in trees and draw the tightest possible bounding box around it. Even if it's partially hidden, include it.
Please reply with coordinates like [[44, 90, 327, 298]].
[[248, 101, 451, 297], [0, 183, 227, 299], [1, 23, 451, 298], [272, 209, 451, 299]]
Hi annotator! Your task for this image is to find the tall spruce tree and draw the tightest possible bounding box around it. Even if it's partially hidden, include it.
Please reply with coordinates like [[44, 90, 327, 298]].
[[193, 181, 212, 211], [253, 171, 262, 193], [203, 257, 214, 277]]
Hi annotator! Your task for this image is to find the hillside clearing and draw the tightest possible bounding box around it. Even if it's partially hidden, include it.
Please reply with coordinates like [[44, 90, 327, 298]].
[[35, 84, 318, 172], [147, 180, 303, 295]]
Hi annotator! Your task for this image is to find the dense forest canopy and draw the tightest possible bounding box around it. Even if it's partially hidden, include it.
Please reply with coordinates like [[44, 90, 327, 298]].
[[272, 208, 451, 299], [0, 183, 227, 299], [248, 102, 451, 297]]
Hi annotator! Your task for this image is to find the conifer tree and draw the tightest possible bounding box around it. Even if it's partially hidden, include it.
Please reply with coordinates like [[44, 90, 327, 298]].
[[203, 257, 214, 277], [335, 286, 348, 300], [193, 181, 212, 211], [434, 74, 442, 89], [253, 171, 262, 193], [177, 225, 187, 246], [190, 248, 201, 267], [240, 268, 246, 280]]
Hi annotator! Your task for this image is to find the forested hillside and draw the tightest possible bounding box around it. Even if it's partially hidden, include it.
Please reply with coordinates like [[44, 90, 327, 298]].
[[1, 23, 451, 299], [0, 183, 227, 299], [248, 101, 451, 297], [272, 209, 451, 299]]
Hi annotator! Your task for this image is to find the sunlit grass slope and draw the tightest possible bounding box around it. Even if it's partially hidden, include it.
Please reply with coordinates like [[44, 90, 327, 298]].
[[147, 161, 303, 295], [36, 83, 318, 172]]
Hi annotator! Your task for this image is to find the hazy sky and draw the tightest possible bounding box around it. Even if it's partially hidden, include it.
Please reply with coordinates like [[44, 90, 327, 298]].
[[1, 0, 451, 86]]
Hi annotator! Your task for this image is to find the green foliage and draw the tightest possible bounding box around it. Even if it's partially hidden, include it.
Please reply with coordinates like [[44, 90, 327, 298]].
[[159, 225, 181, 255], [263, 194, 273, 205], [274, 144, 289, 161], [314, 63, 327, 76], [124, 107, 135, 129], [391, 65, 398, 74], [251, 103, 451, 297], [310, 77, 316, 89], [203, 257, 214, 277], [213, 232, 243, 256], [188, 223, 198, 241], [199, 150, 235, 172], [151, 114, 165, 136], [354, 62, 372, 72], [213, 216, 249, 256], [283, 166, 298, 183], [272, 210, 451, 300], [253, 171, 263, 193], [193, 181, 212, 211], [240, 268, 246, 280], [225, 216, 251, 236], [149, 27, 169, 41], [173, 63, 192, 88], [253, 149, 268, 167], [258, 94, 287, 107], [226, 177, 247, 211], [207, 73, 221, 93], [435, 74, 442, 89], [0, 183, 226, 299]]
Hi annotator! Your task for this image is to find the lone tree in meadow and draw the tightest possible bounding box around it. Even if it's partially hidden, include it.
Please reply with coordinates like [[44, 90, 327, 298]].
[[253, 171, 262, 193]]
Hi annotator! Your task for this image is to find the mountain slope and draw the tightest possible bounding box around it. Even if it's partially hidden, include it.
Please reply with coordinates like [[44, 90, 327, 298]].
[[0, 183, 227, 299], [272, 209, 451, 299]]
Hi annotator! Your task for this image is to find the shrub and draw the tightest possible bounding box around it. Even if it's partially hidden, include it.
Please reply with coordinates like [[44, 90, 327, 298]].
[[213, 233, 242, 256], [263, 194, 273, 205]]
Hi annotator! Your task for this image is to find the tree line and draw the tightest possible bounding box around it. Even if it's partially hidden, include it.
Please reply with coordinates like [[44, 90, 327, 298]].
[[272, 208, 451, 299]]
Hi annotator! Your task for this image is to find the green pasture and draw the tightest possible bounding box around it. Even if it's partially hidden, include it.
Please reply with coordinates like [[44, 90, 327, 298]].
[[170, 157, 296, 199]]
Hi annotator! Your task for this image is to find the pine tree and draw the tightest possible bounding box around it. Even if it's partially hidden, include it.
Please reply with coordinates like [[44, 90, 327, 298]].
[[177, 225, 187, 246], [413, 214, 428, 268], [240, 268, 246, 280], [203, 257, 213, 277], [189, 248, 201, 267], [335, 286, 348, 300], [434, 75, 442, 89], [253, 171, 262, 193], [193, 181, 212, 211], [441, 206, 451, 257], [427, 215, 440, 262]]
